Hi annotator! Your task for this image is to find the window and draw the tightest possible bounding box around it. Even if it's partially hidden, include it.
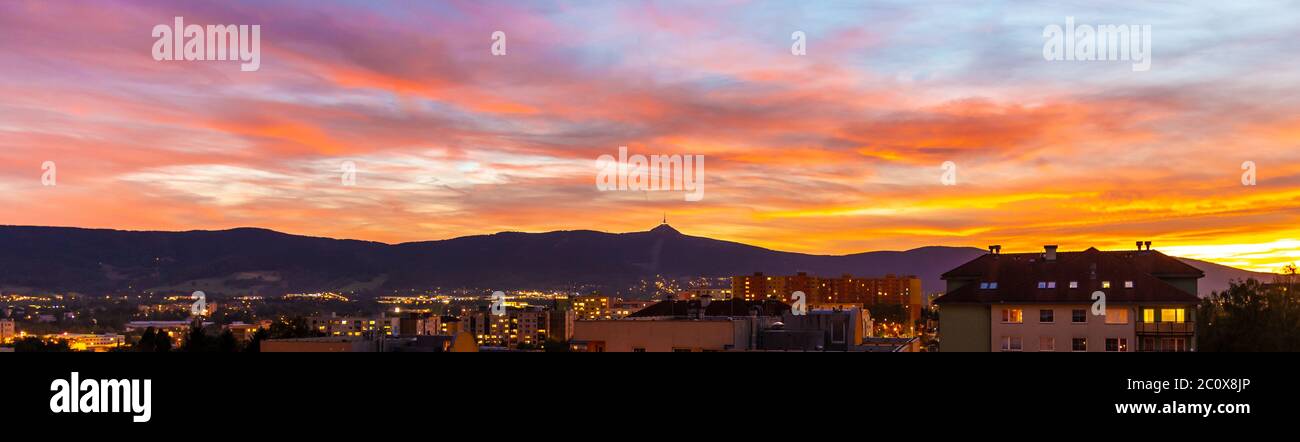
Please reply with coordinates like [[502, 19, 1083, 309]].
[[1001, 308, 1023, 324], [1161, 308, 1185, 323], [632, 347, 646, 353], [1037, 281, 1046, 288], [980, 282, 989, 289], [1000, 336, 1023, 352], [1039, 309, 1054, 323], [1047, 281, 1057, 289], [1105, 338, 1129, 352], [1072, 337, 1087, 352], [1104, 307, 1129, 324], [1124, 280, 1134, 288], [1039, 336, 1055, 352], [1142, 309, 1155, 323], [1069, 281, 1079, 289], [989, 282, 998, 289], [1160, 338, 1187, 352], [672, 348, 692, 352], [1102, 281, 1111, 289], [1072, 309, 1087, 323]]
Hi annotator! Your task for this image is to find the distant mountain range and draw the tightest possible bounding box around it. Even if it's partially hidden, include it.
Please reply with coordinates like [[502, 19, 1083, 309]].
[[0, 224, 1276, 297]]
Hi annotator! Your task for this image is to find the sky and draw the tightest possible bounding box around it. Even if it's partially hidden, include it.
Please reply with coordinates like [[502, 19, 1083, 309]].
[[1, 0, 1299, 272]]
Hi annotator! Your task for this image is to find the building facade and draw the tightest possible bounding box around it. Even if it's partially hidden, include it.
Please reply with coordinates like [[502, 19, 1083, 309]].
[[462, 307, 569, 348], [0, 318, 14, 343], [731, 272, 922, 326], [306, 315, 398, 337], [571, 298, 789, 352], [936, 244, 1202, 352], [47, 334, 126, 352], [758, 307, 869, 351], [572, 294, 612, 320]]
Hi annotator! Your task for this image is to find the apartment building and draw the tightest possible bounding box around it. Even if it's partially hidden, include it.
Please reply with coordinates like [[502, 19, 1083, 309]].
[[674, 288, 734, 301], [306, 315, 398, 337], [0, 318, 14, 343], [610, 300, 654, 318], [462, 307, 567, 348], [572, 294, 612, 320], [936, 244, 1202, 352], [731, 272, 922, 324]]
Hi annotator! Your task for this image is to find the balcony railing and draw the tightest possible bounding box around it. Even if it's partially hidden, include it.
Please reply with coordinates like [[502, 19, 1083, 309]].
[[1135, 322, 1195, 334]]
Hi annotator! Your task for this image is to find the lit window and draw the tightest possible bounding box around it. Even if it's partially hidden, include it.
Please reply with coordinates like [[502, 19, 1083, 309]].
[[1069, 281, 1079, 289], [989, 282, 998, 289], [1124, 281, 1134, 288], [979, 282, 989, 289], [1047, 281, 1057, 289], [1142, 309, 1155, 323], [1037, 282, 1046, 289], [1102, 281, 1111, 289], [1104, 307, 1129, 324], [1039, 336, 1055, 351], [1001, 308, 1023, 324], [1161, 308, 1185, 323], [1000, 336, 1023, 352]]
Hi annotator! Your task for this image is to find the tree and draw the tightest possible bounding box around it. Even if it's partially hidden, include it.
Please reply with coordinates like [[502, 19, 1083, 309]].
[[181, 325, 212, 352], [154, 331, 173, 352], [270, 317, 322, 339], [137, 327, 157, 352], [244, 328, 269, 353], [13, 337, 71, 352], [217, 329, 238, 352], [1198, 277, 1300, 351]]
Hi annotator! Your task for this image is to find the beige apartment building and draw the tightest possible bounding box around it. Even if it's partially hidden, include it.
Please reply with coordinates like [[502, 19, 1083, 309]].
[[937, 244, 1201, 352]]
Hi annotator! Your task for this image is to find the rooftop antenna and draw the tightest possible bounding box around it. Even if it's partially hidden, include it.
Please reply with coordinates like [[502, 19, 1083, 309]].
[[662, 213, 667, 225]]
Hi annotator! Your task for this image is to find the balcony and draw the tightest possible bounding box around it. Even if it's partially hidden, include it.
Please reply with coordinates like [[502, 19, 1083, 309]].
[[1135, 322, 1194, 334]]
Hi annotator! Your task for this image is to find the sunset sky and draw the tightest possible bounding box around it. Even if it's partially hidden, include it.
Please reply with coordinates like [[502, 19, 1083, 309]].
[[2, 0, 1299, 272]]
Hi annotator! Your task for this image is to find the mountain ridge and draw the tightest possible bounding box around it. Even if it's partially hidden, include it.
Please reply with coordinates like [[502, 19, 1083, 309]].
[[0, 224, 1276, 298]]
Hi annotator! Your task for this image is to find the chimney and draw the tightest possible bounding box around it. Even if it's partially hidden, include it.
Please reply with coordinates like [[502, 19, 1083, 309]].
[[1136, 241, 1143, 250], [1044, 245, 1058, 261], [988, 245, 1001, 255], [1144, 241, 1152, 251]]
